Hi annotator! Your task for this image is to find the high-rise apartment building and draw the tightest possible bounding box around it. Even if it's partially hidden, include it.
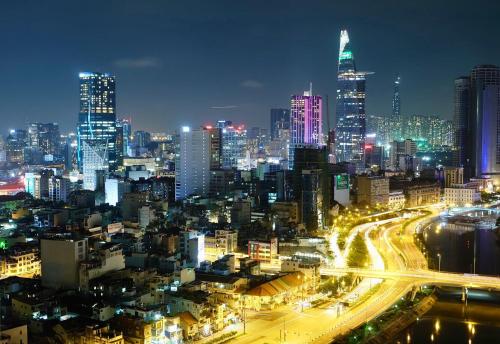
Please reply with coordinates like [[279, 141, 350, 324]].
[[389, 139, 417, 170], [48, 176, 71, 202], [77, 72, 117, 170], [270, 108, 291, 140], [175, 127, 211, 200], [335, 30, 370, 167]]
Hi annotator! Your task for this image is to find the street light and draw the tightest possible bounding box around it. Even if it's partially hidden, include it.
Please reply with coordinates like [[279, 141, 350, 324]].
[[437, 253, 441, 272]]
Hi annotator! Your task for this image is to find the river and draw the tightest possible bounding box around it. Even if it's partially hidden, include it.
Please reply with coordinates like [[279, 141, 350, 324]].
[[394, 209, 500, 343]]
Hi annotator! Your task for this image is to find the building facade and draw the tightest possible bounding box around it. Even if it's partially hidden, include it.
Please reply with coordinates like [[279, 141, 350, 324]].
[[289, 87, 322, 169], [77, 72, 118, 170], [270, 108, 290, 141], [454, 65, 500, 182], [335, 30, 369, 167], [356, 176, 389, 207], [175, 127, 210, 200]]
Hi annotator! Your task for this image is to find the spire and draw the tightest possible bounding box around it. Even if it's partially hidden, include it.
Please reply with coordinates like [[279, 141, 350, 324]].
[[339, 30, 350, 57], [338, 30, 356, 72]]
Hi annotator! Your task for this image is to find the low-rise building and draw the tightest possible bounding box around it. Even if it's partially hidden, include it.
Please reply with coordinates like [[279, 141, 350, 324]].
[[204, 230, 238, 261], [244, 272, 308, 310], [79, 243, 126, 290], [443, 167, 464, 188], [444, 184, 481, 206], [0, 324, 28, 344], [405, 182, 440, 207], [0, 244, 40, 279], [80, 324, 124, 344], [111, 314, 180, 344], [281, 257, 320, 286], [388, 191, 406, 210], [247, 238, 278, 263], [356, 176, 389, 207], [271, 201, 299, 224]]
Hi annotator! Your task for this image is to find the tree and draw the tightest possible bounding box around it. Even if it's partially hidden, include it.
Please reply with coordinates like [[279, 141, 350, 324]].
[[347, 233, 369, 268]]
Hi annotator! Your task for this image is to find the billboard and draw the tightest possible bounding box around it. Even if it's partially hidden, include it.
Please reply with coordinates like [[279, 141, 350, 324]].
[[336, 174, 349, 190]]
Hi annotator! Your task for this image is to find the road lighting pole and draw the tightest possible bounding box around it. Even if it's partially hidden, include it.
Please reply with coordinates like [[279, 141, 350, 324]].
[[437, 253, 441, 272]]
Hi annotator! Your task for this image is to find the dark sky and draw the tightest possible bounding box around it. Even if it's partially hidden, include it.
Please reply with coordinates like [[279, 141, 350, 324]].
[[1, 0, 499, 133]]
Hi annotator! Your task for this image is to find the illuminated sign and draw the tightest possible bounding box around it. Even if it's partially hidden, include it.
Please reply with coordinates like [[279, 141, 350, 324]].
[[0, 240, 7, 250], [340, 51, 353, 61], [336, 174, 349, 190]]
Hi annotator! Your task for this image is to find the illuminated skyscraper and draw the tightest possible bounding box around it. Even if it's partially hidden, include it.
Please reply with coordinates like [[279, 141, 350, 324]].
[[391, 75, 402, 140], [459, 65, 500, 181], [392, 75, 401, 119], [82, 141, 109, 191], [289, 85, 322, 169], [335, 30, 370, 167], [27, 122, 60, 157], [453, 76, 470, 168], [117, 117, 132, 157], [77, 72, 117, 170], [453, 65, 500, 181], [175, 126, 210, 200], [219, 121, 247, 169], [203, 125, 222, 170]]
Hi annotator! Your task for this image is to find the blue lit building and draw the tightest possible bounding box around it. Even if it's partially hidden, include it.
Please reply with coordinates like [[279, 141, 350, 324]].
[[77, 72, 117, 170], [335, 30, 371, 167], [219, 121, 247, 169], [455, 65, 500, 181], [117, 117, 132, 157]]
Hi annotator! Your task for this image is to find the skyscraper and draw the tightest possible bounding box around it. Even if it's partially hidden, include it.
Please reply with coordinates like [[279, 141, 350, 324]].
[[219, 122, 247, 169], [117, 117, 132, 157], [203, 125, 222, 170], [470, 65, 500, 180], [335, 30, 370, 167], [455, 65, 500, 181], [289, 85, 322, 169], [27, 122, 60, 157], [391, 75, 402, 140], [453, 76, 470, 168], [6, 129, 27, 163], [270, 108, 290, 140], [175, 126, 211, 200], [77, 72, 117, 170], [82, 141, 109, 191]]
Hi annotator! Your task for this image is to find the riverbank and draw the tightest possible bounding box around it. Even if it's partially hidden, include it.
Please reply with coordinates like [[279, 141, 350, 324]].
[[365, 293, 436, 344], [331, 289, 435, 344]]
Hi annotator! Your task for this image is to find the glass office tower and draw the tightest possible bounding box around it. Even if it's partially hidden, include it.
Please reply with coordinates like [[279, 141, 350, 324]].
[[335, 30, 370, 167], [77, 72, 117, 170]]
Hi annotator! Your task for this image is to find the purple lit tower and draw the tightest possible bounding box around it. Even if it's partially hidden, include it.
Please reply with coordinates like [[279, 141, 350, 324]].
[[289, 83, 323, 169]]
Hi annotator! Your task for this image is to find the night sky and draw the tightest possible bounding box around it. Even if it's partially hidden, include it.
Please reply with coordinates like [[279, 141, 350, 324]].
[[1, 0, 500, 133]]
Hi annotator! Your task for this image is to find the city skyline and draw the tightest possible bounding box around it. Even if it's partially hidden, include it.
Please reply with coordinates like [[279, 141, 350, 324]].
[[1, 1, 500, 133], [2, 2, 500, 343]]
